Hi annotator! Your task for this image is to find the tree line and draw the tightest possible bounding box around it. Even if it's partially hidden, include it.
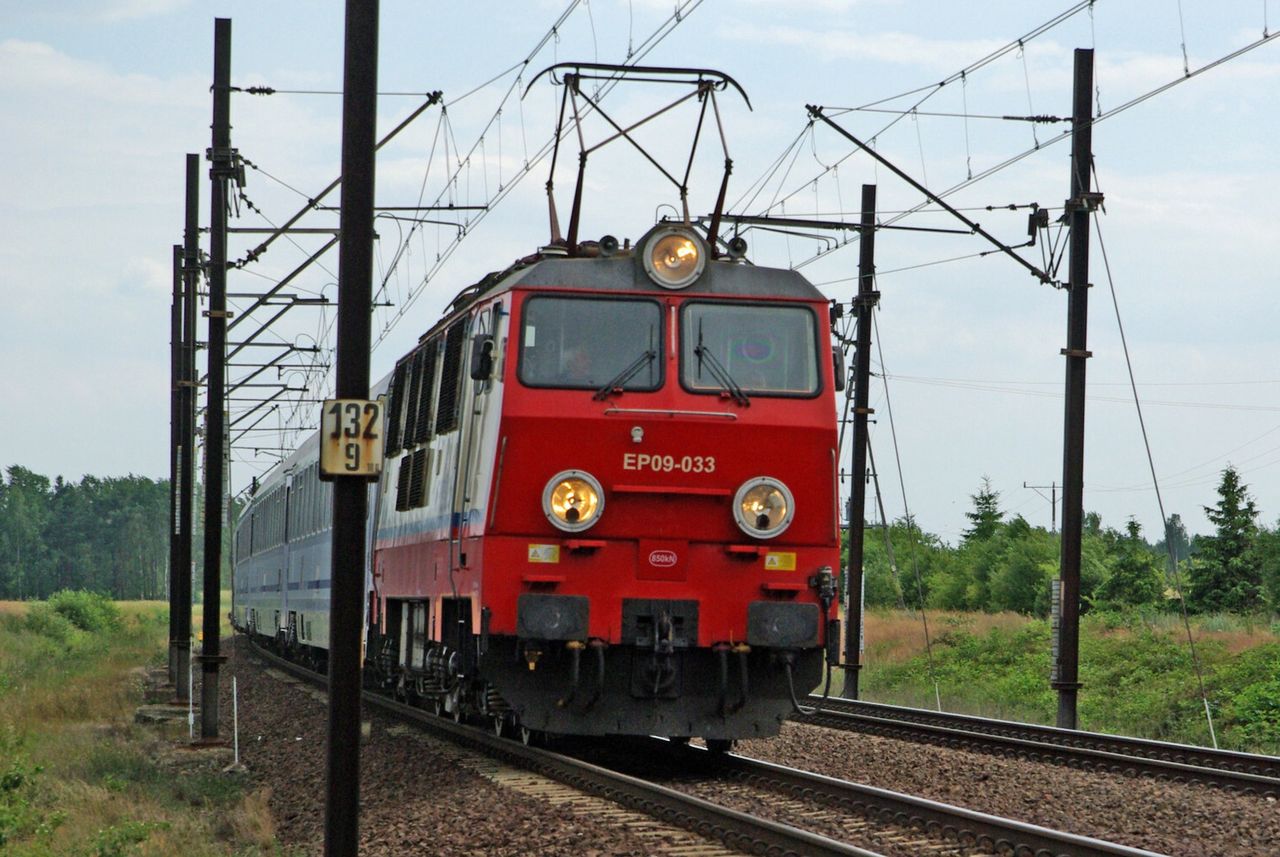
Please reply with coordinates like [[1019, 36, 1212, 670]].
[[0, 465, 233, 602], [3, 460, 1275, 614], [852, 466, 1280, 616]]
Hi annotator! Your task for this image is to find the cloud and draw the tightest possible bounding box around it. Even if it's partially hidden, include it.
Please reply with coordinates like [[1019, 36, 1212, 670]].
[[116, 255, 172, 299], [96, 0, 191, 22], [0, 40, 208, 199], [718, 22, 1019, 70]]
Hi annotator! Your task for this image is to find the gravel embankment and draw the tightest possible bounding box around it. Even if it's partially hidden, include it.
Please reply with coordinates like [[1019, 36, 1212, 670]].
[[214, 637, 725, 857], [737, 721, 1280, 857], [211, 640, 1279, 856]]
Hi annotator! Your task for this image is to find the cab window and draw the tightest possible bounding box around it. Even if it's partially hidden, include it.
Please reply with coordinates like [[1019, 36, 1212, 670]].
[[680, 302, 819, 397], [518, 296, 663, 391]]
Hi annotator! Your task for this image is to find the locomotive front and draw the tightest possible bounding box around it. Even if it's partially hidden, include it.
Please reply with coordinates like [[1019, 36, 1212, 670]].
[[479, 222, 842, 742]]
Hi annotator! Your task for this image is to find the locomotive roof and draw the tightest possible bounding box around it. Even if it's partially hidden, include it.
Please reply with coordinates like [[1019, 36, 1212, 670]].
[[505, 254, 827, 301], [420, 247, 826, 347]]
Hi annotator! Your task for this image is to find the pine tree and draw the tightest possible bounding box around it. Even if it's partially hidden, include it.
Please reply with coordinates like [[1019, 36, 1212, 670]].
[[1096, 519, 1163, 608], [1187, 466, 1262, 613], [1251, 521, 1280, 612], [962, 477, 1003, 543]]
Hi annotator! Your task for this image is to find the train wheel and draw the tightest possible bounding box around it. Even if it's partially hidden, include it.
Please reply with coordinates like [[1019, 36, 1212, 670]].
[[431, 696, 443, 717], [491, 714, 506, 738], [519, 726, 536, 746], [705, 738, 733, 754]]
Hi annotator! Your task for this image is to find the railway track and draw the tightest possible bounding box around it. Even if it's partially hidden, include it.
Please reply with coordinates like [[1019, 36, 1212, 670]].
[[246, 640, 1159, 857], [802, 695, 1280, 797], [579, 736, 1164, 857]]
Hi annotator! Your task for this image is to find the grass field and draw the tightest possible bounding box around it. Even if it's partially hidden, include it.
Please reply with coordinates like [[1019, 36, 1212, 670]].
[[843, 608, 1280, 752], [3, 593, 1277, 853], [0, 592, 285, 856]]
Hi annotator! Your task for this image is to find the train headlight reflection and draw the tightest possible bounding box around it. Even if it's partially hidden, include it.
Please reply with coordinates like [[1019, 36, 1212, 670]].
[[543, 470, 604, 532], [733, 477, 794, 539], [642, 226, 705, 289]]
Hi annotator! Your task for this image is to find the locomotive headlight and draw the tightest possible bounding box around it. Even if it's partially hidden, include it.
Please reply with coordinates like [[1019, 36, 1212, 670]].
[[733, 477, 794, 539], [642, 226, 705, 289], [543, 470, 604, 532]]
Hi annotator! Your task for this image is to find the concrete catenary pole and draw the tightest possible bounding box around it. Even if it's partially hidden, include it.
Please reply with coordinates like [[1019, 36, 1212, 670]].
[[842, 184, 877, 699], [326, 2, 379, 854], [199, 16, 233, 742], [1054, 47, 1097, 731], [176, 153, 199, 705]]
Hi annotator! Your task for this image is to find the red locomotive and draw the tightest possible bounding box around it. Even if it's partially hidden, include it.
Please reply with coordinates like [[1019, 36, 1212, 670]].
[[233, 65, 843, 749]]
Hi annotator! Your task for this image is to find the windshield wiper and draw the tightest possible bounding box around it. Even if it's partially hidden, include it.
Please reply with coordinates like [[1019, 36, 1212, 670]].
[[694, 323, 750, 406], [592, 349, 657, 401]]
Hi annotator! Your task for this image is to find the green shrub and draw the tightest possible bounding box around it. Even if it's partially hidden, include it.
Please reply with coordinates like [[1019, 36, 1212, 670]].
[[89, 819, 169, 857], [0, 732, 45, 847], [46, 590, 121, 633], [79, 744, 162, 791], [23, 604, 83, 645], [1226, 678, 1280, 749]]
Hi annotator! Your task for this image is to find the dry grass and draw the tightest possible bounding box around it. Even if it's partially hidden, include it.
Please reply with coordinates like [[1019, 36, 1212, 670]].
[[0, 597, 280, 856], [850, 608, 1032, 666], [220, 787, 279, 849], [0, 600, 28, 618], [847, 608, 1279, 665]]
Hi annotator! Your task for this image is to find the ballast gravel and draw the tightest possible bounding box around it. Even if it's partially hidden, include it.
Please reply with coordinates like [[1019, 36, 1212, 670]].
[[736, 720, 1280, 857], [213, 637, 706, 857], [213, 640, 1279, 856]]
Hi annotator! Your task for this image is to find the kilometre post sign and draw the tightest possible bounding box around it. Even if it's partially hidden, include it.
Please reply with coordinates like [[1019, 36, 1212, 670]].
[[319, 398, 384, 480]]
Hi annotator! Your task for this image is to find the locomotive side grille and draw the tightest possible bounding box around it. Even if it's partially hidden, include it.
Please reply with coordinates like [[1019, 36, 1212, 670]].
[[385, 360, 408, 453], [407, 448, 428, 508], [413, 343, 438, 445], [435, 319, 466, 434], [395, 453, 412, 511], [401, 350, 422, 445]]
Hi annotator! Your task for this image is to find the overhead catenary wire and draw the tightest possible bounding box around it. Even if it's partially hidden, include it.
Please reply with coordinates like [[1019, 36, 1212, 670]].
[[732, 0, 1095, 224], [215, 1, 690, 485], [371, 0, 706, 351], [781, 21, 1280, 274], [226, 3, 591, 475]]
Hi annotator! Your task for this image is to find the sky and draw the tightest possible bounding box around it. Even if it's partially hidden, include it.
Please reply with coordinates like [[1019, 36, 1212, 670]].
[[2, 0, 1279, 545]]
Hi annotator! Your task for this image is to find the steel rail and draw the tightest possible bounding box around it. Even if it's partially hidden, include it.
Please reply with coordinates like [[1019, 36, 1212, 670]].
[[244, 641, 878, 857], [803, 696, 1280, 796]]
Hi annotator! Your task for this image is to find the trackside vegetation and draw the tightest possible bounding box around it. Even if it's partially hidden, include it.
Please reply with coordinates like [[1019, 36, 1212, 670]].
[[839, 466, 1280, 752], [0, 466, 239, 602], [856, 609, 1280, 754], [0, 593, 287, 856], [849, 467, 1280, 616]]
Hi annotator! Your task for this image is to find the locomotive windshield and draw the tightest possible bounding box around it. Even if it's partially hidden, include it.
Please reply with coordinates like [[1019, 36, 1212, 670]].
[[519, 295, 663, 391], [680, 302, 819, 397]]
